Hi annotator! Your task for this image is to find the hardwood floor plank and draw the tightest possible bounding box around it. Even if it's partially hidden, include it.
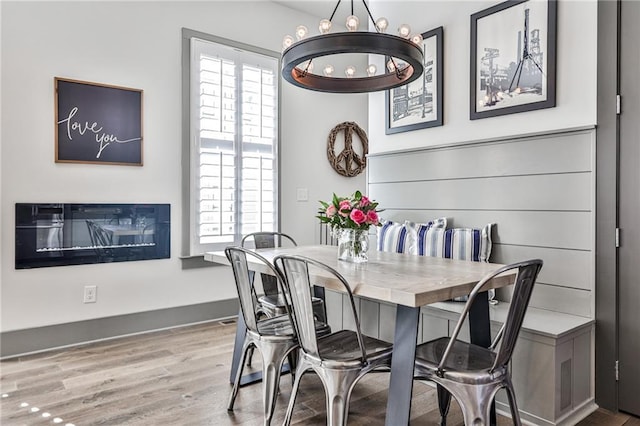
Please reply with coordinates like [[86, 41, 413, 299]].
[[1, 321, 637, 426]]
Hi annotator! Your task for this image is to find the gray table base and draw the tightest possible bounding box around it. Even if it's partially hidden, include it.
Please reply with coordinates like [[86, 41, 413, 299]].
[[384, 291, 496, 426]]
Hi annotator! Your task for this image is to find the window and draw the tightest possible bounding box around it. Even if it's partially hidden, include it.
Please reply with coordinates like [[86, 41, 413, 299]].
[[184, 32, 279, 256]]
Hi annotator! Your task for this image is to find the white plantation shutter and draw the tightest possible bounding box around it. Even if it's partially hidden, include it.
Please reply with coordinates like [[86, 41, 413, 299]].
[[189, 37, 279, 255]]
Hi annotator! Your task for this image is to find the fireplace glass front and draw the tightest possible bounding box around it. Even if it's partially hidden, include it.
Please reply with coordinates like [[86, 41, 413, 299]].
[[15, 203, 170, 269]]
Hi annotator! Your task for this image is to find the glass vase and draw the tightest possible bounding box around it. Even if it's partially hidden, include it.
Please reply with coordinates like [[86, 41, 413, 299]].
[[336, 228, 369, 263]]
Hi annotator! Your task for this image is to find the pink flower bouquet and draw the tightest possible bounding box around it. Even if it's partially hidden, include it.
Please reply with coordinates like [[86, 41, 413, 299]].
[[317, 191, 383, 232]]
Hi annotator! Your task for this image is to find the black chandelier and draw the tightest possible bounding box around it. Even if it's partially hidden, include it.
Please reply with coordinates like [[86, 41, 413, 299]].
[[281, 0, 424, 94]]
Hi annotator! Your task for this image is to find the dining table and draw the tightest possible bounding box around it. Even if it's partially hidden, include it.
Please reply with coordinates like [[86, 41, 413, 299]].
[[204, 245, 515, 426]]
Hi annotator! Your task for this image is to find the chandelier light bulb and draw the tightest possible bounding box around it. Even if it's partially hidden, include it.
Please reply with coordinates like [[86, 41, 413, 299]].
[[345, 65, 356, 78], [345, 15, 359, 32], [323, 64, 335, 77], [295, 25, 308, 40], [375, 17, 389, 33], [398, 24, 411, 39], [366, 64, 377, 77], [282, 35, 294, 50], [410, 33, 423, 45], [319, 19, 332, 34]]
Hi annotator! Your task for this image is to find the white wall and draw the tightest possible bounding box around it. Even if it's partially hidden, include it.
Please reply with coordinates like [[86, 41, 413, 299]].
[[0, 1, 366, 332], [367, 0, 598, 154]]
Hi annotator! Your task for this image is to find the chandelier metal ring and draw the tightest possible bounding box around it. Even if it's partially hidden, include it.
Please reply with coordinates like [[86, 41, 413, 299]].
[[282, 32, 424, 93]]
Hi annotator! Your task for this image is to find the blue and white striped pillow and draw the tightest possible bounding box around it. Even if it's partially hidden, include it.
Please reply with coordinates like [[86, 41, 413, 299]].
[[417, 223, 494, 302], [377, 218, 447, 254], [376, 221, 417, 254], [405, 217, 448, 232], [417, 223, 493, 261]]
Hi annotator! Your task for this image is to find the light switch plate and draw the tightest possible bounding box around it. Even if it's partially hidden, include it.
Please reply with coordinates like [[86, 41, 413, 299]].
[[296, 188, 308, 202]]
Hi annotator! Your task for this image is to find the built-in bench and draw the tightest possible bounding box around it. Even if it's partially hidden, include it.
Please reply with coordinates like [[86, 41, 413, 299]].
[[420, 301, 595, 426], [323, 292, 596, 426]]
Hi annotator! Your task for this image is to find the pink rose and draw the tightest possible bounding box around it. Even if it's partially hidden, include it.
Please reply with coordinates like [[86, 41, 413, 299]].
[[326, 204, 337, 217], [350, 209, 367, 225], [339, 200, 351, 217], [366, 210, 379, 225], [360, 196, 370, 207]]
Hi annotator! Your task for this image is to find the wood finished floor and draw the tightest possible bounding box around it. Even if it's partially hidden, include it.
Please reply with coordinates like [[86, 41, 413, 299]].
[[1, 320, 638, 426]]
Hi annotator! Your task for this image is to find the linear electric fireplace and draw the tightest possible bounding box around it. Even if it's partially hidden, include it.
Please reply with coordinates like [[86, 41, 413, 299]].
[[15, 203, 170, 269]]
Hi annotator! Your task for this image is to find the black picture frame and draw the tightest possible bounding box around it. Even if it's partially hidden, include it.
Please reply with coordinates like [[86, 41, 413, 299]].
[[55, 77, 144, 165], [386, 26, 444, 134], [470, 0, 557, 120]]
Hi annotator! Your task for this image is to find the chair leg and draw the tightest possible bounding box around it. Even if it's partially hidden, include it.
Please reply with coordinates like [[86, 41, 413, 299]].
[[260, 342, 296, 426], [440, 382, 494, 426], [246, 346, 255, 367], [228, 339, 252, 411], [283, 361, 307, 426], [287, 349, 298, 386], [504, 379, 522, 426], [437, 385, 452, 426], [320, 369, 361, 426], [248, 309, 272, 367]]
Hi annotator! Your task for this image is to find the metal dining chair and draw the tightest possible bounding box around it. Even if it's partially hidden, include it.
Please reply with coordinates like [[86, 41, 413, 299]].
[[274, 254, 393, 426], [224, 246, 331, 426], [225, 246, 297, 426], [413, 259, 543, 426], [241, 232, 327, 322]]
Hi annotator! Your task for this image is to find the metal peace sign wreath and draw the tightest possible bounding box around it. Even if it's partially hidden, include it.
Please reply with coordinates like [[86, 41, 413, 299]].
[[327, 122, 369, 177]]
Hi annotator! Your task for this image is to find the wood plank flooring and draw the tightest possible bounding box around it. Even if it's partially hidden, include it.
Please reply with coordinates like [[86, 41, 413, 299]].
[[0, 320, 637, 425]]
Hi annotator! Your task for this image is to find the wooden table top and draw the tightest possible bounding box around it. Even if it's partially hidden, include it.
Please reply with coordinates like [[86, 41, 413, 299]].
[[205, 245, 514, 308]]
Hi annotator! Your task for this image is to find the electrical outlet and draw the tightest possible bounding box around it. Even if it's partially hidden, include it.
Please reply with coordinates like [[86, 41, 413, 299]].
[[83, 285, 97, 303]]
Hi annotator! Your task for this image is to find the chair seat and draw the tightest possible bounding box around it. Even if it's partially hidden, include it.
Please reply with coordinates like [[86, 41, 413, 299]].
[[257, 314, 332, 338], [258, 293, 289, 310], [258, 294, 324, 310], [318, 330, 393, 367], [415, 337, 506, 385], [259, 294, 326, 322], [257, 315, 296, 336]]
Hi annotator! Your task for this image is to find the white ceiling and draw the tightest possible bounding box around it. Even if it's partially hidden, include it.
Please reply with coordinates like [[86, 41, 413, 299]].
[[273, 1, 370, 23]]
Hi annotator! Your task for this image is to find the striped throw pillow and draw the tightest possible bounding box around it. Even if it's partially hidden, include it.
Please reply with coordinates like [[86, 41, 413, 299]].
[[405, 217, 448, 231], [417, 223, 494, 302], [376, 221, 417, 254], [417, 223, 493, 261]]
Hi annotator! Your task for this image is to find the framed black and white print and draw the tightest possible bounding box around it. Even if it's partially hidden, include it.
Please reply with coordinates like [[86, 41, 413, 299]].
[[386, 26, 443, 134], [470, 0, 556, 120]]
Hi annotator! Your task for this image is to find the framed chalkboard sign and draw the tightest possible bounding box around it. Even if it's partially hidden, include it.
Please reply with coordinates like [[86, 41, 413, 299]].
[[55, 78, 143, 165]]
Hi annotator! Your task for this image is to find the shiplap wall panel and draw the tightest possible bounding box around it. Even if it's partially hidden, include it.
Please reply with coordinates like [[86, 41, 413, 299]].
[[491, 245, 591, 291], [324, 289, 344, 332], [529, 285, 592, 317], [368, 130, 593, 183], [379, 303, 396, 342], [498, 282, 592, 317], [367, 129, 595, 318], [359, 298, 380, 338], [369, 174, 591, 212]]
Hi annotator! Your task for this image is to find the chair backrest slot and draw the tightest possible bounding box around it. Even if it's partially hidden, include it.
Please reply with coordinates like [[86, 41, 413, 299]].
[[242, 232, 297, 298], [275, 255, 368, 362], [225, 246, 291, 334]]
